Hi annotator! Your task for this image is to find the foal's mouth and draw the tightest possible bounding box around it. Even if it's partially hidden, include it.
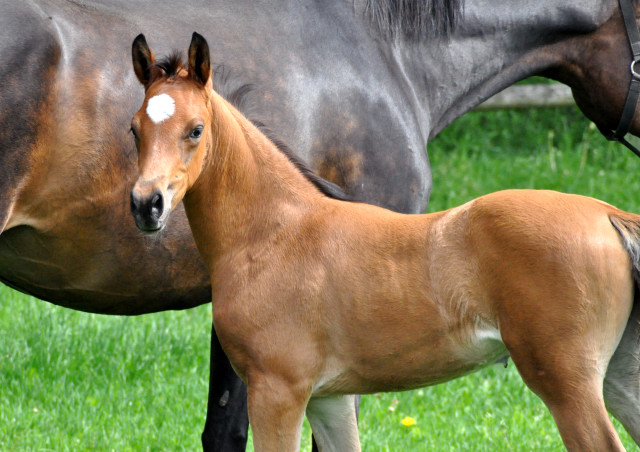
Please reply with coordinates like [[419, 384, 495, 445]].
[[136, 222, 166, 234], [131, 213, 168, 234]]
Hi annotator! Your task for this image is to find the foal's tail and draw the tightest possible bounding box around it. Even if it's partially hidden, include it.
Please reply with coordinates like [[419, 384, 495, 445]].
[[610, 214, 640, 285]]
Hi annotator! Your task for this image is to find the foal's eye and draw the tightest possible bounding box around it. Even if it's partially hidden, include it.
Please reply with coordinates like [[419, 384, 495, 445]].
[[130, 126, 139, 140], [189, 126, 204, 140]]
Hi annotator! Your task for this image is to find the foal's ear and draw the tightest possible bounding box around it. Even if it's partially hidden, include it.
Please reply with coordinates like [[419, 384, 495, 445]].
[[132, 34, 156, 87], [188, 32, 211, 86]]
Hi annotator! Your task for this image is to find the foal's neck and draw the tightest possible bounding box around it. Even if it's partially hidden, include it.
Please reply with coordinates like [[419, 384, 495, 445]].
[[182, 91, 325, 269]]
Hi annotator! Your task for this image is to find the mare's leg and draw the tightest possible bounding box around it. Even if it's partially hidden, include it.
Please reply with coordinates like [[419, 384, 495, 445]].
[[247, 373, 309, 452], [306, 395, 361, 452], [201, 330, 249, 452], [604, 297, 640, 446]]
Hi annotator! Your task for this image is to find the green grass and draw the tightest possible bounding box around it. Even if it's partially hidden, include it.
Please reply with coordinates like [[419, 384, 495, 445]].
[[0, 293, 213, 451], [2, 104, 640, 450], [427, 106, 640, 213]]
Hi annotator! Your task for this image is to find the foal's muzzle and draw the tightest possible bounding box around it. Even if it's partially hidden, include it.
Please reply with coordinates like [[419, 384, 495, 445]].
[[130, 189, 166, 233]]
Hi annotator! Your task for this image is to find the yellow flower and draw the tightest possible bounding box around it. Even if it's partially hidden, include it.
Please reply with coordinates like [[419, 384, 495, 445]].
[[400, 416, 417, 427]]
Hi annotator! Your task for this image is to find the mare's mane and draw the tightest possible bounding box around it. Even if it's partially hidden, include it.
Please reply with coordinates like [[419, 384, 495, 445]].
[[149, 53, 350, 202], [365, 0, 464, 41]]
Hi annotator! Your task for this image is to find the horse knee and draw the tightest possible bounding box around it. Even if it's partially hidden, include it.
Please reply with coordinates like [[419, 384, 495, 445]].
[[247, 375, 310, 452]]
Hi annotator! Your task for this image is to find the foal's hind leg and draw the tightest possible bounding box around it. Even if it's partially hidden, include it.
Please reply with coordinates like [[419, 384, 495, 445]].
[[306, 395, 361, 452], [509, 342, 625, 451], [604, 298, 640, 446], [499, 282, 631, 450]]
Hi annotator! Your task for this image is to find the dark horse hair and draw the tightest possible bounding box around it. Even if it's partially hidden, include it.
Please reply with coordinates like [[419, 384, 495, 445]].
[[150, 54, 350, 202], [151, 51, 184, 79], [248, 120, 350, 201], [365, 0, 464, 40]]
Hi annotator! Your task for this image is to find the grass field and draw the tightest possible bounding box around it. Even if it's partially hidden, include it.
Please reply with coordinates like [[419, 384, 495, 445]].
[[2, 104, 640, 451]]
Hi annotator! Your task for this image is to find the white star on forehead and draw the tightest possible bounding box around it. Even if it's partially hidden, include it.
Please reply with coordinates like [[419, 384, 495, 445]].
[[146, 94, 175, 123]]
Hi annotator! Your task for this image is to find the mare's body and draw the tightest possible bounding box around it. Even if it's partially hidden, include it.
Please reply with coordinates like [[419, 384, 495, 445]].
[[3, 1, 640, 449], [3, 0, 640, 311], [130, 34, 640, 451]]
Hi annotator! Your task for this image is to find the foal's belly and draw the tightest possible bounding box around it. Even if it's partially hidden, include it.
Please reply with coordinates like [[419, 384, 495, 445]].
[[313, 321, 509, 396]]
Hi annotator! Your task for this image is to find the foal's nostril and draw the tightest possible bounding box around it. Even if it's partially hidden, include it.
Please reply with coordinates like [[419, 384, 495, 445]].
[[130, 191, 139, 215], [130, 188, 165, 231], [150, 191, 164, 220]]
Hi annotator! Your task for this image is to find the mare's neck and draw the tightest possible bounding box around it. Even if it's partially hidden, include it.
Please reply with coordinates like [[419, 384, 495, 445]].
[[382, 0, 615, 138], [182, 92, 323, 270]]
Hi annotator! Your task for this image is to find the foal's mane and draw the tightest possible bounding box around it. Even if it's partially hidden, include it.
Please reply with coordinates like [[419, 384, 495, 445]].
[[365, 0, 464, 41], [151, 51, 185, 79], [149, 53, 350, 202], [249, 120, 349, 201]]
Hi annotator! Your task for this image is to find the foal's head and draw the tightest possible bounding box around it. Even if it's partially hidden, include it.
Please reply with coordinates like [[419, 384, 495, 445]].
[[130, 32, 213, 233]]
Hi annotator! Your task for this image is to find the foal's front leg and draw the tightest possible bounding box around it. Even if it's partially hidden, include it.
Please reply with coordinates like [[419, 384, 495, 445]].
[[247, 373, 311, 452], [306, 395, 361, 452]]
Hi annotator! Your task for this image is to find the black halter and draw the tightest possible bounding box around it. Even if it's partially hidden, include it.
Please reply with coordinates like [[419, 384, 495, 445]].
[[600, 0, 640, 157]]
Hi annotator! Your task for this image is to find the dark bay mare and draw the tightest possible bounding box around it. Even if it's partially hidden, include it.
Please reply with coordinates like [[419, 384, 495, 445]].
[[3, 0, 640, 449]]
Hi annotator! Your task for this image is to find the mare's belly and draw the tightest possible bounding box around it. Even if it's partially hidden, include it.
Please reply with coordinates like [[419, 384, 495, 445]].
[[0, 220, 210, 315]]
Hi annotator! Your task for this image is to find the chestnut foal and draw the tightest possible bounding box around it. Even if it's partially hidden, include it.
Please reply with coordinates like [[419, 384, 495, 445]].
[[130, 33, 640, 451]]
